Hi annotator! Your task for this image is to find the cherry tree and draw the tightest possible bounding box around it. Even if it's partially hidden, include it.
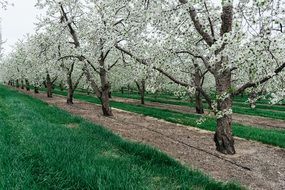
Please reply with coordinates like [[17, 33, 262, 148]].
[[116, 0, 285, 154], [35, 0, 149, 116], [167, 0, 285, 154]]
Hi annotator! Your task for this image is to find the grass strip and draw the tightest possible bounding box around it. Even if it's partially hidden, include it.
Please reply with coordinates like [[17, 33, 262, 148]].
[[112, 93, 285, 121]]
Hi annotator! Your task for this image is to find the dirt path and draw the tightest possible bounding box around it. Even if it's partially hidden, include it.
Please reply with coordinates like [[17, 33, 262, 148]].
[[18, 90, 285, 190], [112, 97, 285, 130]]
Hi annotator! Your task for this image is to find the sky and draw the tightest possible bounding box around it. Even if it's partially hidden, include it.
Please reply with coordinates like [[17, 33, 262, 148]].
[[0, 0, 43, 54]]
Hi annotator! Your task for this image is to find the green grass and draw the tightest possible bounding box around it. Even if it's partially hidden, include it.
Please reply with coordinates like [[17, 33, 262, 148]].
[[0, 86, 242, 189], [232, 101, 285, 112], [112, 92, 285, 121], [48, 89, 285, 150]]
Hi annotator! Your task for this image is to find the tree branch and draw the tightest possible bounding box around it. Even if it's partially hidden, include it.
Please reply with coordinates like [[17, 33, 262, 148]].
[[115, 45, 189, 87], [233, 62, 285, 96], [179, 0, 215, 46]]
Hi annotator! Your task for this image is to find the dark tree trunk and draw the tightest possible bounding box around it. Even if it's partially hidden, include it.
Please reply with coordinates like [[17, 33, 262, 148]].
[[140, 81, 145, 105], [66, 73, 74, 104], [195, 90, 204, 114], [99, 63, 113, 116], [46, 74, 53, 98], [16, 79, 20, 88], [135, 80, 145, 105], [67, 88, 74, 104], [214, 73, 235, 155], [21, 80, 24, 89], [25, 79, 30, 91], [141, 91, 145, 105], [100, 88, 112, 116], [34, 87, 39, 94], [121, 87, 124, 94], [193, 62, 205, 114]]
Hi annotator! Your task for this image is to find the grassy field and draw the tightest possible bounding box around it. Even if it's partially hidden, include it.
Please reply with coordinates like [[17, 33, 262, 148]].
[[49, 89, 285, 149], [112, 92, 285, 121], [0, 86, 242, 189]]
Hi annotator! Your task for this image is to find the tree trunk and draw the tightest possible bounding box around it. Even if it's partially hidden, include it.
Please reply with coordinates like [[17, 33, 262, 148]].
[[140, 80, 145, 105], [121, 87, 124, 94], [214, 73, 235, 155], [67, 88, 74, 104], [25, 79, 30, 91], [16, 79, 20, 88], [193, 63, 205, 114], [100, 87, 112, 116], [135, 80, 145, 105], [195, 90, 204, 114], [34, 87, 39, 94], [46, 74, 53, 98], [99, 65, 113, 116], [141, 91, 145, 105], [21, 80, 24, 89], [66, 73, 74, 104]]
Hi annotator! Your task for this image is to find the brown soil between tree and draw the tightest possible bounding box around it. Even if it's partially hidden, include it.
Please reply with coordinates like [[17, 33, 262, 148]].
[[112, 97, 285, 130], [18, 89, 285, 190]]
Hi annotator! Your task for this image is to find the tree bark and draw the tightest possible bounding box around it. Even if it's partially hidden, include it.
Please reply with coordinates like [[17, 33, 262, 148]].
[[67, 88, 74, 104], [34, 87, 39, 94], [66, 72, 74, 104], [25, 79, 30, 91], [140, 81, 145, 105], [193, 62, 205, 114], [195, 90, 204, 114], [214, 73, 235, 155], [21, 80, 24, 89], [99, 62, 113, 116], [16, 79, 20, 88], [135, 80, 145, 105], [46, 73, 53, 98], [100, 85, 112, 116]]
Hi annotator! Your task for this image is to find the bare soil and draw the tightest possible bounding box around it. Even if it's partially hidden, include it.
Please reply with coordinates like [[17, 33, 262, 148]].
[[112, 97, 285, 130], [18, 89, 285, 190]]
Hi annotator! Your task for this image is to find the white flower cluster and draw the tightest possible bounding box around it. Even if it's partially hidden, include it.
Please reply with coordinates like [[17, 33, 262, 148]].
[[216, 108, 233, 119]]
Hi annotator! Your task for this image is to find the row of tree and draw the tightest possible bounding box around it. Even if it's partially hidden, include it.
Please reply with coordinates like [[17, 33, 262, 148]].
[[1, 0, 285, 155]]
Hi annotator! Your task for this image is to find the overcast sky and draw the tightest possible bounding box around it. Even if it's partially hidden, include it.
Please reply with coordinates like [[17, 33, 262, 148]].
[[0, 0, 42, 54]]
